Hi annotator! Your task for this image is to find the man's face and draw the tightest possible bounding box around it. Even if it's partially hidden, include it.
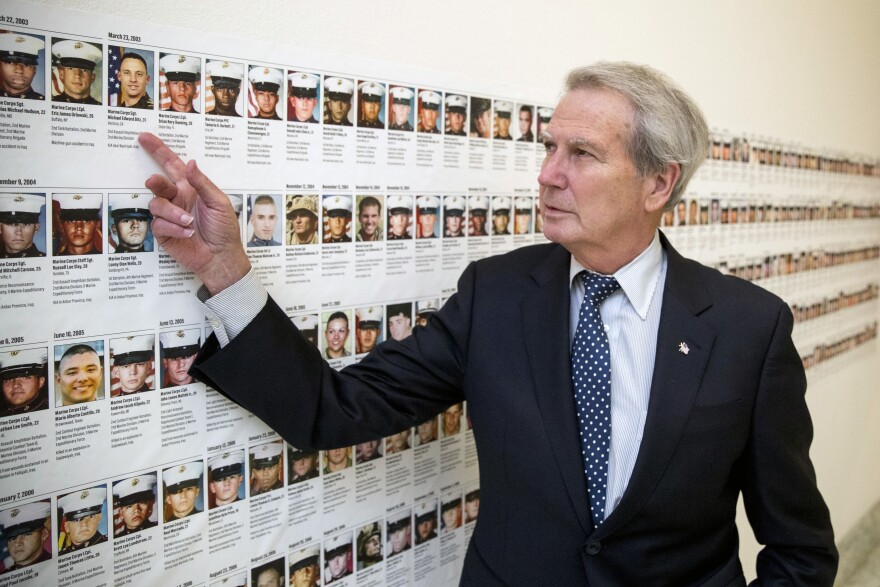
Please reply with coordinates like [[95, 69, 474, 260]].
[[470, 214, 486, 235], [1, 221, 38, 254], [326, 448, 348, 466], [417, 519, 435, 540], [358, 205, 380, 237], [291, 562, 318, 587], [390, 523, 410, 553], [120, 499, 153, 530], [445, 215, 463, 235], [58, 65, 95, 99], [420, 107, 438, 130], [113, 361, 150, 393], [475, 109, 490, 138], [162, 353, 196, 386], [328, 97, 351, 123], [362, 99, 380, 122], [442, 506, 460, 530], [364, 533, 381, 557], [389, 212, 411, 237], [391, 102, 410, 125], [290, 210, 317, 240], [465, 498, 480, 520], [387, 431, 409, 451], [62, 219, 97, 252], [0, 59, 37, 94], [519, 110, 532, 134], [252, 463, 280, 491], [327, 215, 348, 238], [2, 374, 44, 407], [115, 218, 148, 248], [443, 404, 462, 435], [290, 95, 317, 121], [292, 454, 317, 478], [327, 549, 350, 578], [7, 527, 47, 566], [357, 440, 379, 461], [538, 88, 661, 264], [689, 201, 698, 223], [388, 314, 411, 341], [357, 326, 378, 353], [251, 202, 278, 241], [212, 83, 240, 113], [325, 318, 348, 355], [64, 513, 101, 544], [448, 111, 464, 133], [256, 568, 283, 587], [493, 213, 508, 234], [676, 201, 686, 222], [255, 90, 279, 117], [57, 351, 101, 405], [209, 474, 242, 504], [417, 212, 435, 236], [117, 57, 149, 101], [514, 212, 531, 234], [417, 419, 436, 443], [166, 486, 198, 518], [168, 80, 195, 111], [496, 115, 511, 137]]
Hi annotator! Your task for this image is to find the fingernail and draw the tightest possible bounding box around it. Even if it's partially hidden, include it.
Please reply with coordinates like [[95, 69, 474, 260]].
[[183, 228, 194, 238], [181, 214, 194, 226]]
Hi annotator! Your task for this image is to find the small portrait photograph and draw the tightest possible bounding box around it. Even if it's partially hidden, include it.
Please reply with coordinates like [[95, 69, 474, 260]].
[[286, 195, 319, 246], [159, 329, 200, 389], [513, 196, 533, 235], [291, 314, 320, 348], [0, 500, 52, 572], [0, 193, 46, 258], [385, 194, 412, 240], [464, 487, 480, 524], [52, 193, 102, 256], [687, 198, 699, 226], [536, 106, 554, 138], [469, 97, 491, 138], [444, 94, 467, 136], [57, 485, 108, 554], [492, 100, 513, 140], [356, 195, 383, 242], [386, 302, 413, 342], [112, 474, 158, 537], [247, 194, 282, 247], [108, 47, 154, 109], [356, 439, 383, 465], [443, 195, 466, 238], [323, 75, 354, 126], [322, 194, 353, 243], [109, 334, 154, 397], [674, 199, 687, 227], [51, 37, 102, 104], [162, 461, 204, 523], [207, 449, 245, 509], [356, 521, 383, 570], [700, 201, 709, 225], [660, 208, 674, 228], [251, 557, 285, 587], [54, 340, 104, 407], [289, 544, 320, 587], [287, 71, 320, 123], [386, 509, 411, 558], [205, 59, 243, 117], [467, 195, 489, 237], [491, 196, 511, 236], [0, 347, 49, 417], [357, 80, 385, 129], [384, 428, 411, 455], [516, 104, 535, 142], [158, 53, 200, 114], [442, 403, 463, 437], [323, 446, 352, 475], [109, 193, 153, 253], [323, 309, 352, 360], [415, 195, 439, 239], [0, 31, 45, 100], [249, 440, 285, 496], [211, 571, 246, 587], [414, 500, 438, 545], [248, 65, 283, 120], [415, 416, 438, 446], [415, 299, 438, 327], [534, 196, 544, 234], [387, 86, 414, 131], [355, 306, 383, 354], [288, 446, 320, 484], [324, 531, 353, 584], [440, 493, 462, 534], [417, 89, 441, 134]]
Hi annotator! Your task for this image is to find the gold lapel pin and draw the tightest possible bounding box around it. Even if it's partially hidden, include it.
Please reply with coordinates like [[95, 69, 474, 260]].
[[678, 342, 689, 355]]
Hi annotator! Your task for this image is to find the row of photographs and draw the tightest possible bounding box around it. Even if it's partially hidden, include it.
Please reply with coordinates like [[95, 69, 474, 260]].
[[0, 297, 444, 415], [660, 198, 880, 228], [789, 283, 878, 325], [800, 321, 877, 371], [712, 245, 880, 284], [0, 31, 549, 140], [0, 436, 479, 580]]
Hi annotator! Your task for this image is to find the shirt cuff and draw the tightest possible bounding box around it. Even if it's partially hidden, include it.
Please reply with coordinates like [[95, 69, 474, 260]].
[[198, 269, 268, 347]]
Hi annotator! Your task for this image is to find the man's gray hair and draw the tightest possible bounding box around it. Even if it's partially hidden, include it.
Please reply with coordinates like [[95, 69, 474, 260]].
[[565, 62, 709, 209]]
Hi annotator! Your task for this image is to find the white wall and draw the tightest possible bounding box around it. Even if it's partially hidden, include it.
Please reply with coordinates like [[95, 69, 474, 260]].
[[37, 0, 880, 578]]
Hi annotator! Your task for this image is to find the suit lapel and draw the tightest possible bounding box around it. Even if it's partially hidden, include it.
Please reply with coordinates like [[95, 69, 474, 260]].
[[521, 245, 594, 535], [596, 234, 716, 537]]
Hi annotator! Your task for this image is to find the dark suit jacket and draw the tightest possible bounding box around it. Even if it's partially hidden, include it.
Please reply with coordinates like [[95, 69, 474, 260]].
[[193, 235, 836, 586]]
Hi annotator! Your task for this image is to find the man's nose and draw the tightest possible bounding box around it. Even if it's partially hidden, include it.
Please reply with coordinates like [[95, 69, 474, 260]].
[[537, 151, 567, 189]]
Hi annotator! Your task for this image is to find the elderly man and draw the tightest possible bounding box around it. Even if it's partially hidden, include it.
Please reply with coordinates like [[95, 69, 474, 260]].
[[0, 193, 44, 258], [141, 61, 836, 585]]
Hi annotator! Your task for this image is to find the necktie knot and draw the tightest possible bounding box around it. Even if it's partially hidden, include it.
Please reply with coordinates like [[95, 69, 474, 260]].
[[580, 271, 620, 307]]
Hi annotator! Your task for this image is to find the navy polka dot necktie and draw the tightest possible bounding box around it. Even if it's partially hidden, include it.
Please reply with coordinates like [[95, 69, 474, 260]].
[[571, 270, 620, 527]]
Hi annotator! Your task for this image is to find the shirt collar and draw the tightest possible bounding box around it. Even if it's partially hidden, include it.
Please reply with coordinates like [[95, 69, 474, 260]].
[[569, 230, 664, 320]]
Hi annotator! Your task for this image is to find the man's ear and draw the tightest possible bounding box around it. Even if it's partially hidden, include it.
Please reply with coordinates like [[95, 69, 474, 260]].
[[644, 162, 681, 213]]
